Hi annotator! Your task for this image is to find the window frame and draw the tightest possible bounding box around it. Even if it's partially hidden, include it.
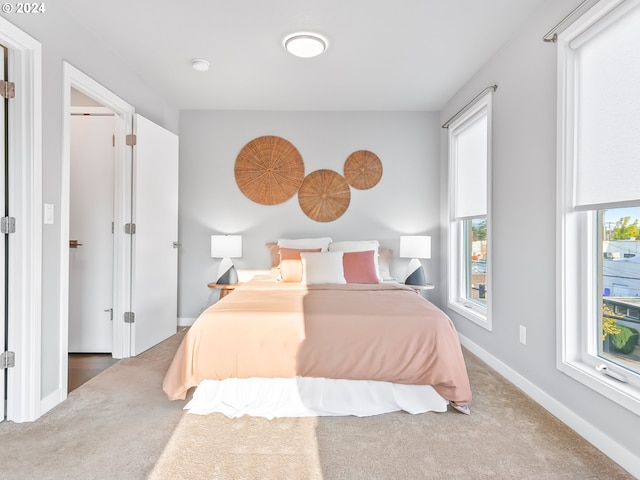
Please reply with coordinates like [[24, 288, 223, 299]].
[[556, 0, 640, 415], [448, 91, 493, 331]]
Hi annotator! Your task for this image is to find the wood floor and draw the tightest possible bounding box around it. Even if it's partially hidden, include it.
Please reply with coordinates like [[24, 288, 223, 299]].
[[68, 353, 119, 393]]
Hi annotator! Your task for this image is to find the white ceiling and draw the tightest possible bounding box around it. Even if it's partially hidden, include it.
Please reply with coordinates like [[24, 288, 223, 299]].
[[59, 0, 549, 111]]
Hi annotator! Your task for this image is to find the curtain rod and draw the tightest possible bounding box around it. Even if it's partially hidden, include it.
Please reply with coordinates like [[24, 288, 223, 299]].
[[542, 0, 591, 42], [441, 85, 497, 129]]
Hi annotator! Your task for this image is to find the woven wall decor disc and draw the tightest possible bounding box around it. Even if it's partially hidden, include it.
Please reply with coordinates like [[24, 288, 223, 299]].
[[298, 169, 351, 222], [235, 136, 305, 205], [344, 150, 383, 190]]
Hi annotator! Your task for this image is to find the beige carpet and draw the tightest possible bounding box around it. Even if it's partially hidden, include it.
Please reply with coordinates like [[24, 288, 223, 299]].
[[0, 329, 633, 480]]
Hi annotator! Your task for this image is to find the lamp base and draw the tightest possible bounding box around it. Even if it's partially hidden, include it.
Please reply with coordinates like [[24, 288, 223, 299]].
[[216, 257, 238, 284], [404, 258, 426, 286]]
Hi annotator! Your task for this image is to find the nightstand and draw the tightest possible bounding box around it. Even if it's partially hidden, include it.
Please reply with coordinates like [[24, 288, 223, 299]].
[[207, 283, 241, 299], [404, 283, 435, 292]]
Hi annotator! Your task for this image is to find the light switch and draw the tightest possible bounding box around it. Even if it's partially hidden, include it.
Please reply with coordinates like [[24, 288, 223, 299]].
[[44, 203, 54, 224]]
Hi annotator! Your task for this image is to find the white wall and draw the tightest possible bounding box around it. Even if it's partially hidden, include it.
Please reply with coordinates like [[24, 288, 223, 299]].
[[0, 8, 179, 401], [178, 110, 440, 318], [438, 0, 639, 473]]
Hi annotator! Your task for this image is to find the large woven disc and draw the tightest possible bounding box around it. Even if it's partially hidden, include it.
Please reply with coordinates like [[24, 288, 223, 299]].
[[344, 150, 382, 190], [298, 169, 351, 222], [235, 136, 305, 205]]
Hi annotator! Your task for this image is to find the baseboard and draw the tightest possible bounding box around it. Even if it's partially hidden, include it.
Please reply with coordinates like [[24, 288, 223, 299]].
[[40, 388, 66, 418], [178, 317, 196, 327], [458, 334, 640, 478]]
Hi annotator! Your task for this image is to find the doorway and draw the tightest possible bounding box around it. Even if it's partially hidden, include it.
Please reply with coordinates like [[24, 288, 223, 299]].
[[67, 92, 120, 391], [62, 65, 135, 398], [61, 62, 179, 398]]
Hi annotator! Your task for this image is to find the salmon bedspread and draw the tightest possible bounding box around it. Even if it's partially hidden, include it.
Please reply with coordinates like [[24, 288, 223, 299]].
[[163, 277, 472, 407]]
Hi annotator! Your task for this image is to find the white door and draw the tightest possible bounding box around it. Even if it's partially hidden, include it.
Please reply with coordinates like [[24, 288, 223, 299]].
[[130, 114, 178, 355], [68, 112, 115, 352], [0, 44, 7, 420]]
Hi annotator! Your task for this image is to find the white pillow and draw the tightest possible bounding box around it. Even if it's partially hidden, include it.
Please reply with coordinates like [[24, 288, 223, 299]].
[[329, 240, 382, 281], [277, 237, 332, 252], [329, 240, 380, 252], [300, 251, 346, 285]]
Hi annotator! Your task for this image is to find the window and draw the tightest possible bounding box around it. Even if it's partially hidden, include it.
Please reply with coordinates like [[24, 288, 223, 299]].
[[448, 91, 492, 330], [601, 207, 640, 377], [557, 0, 640, 414], [466, 218, 488, 305]]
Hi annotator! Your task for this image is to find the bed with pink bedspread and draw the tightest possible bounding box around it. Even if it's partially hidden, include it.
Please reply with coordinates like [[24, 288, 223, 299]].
[[163, 275, 472, 417]]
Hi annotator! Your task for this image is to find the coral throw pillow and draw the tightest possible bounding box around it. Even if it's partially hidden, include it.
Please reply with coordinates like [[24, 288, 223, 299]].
[[343, 250, 380, 284], [279, 247, 322, 282]]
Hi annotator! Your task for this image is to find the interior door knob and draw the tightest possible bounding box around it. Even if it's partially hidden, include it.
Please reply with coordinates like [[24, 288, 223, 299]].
[[69, 240, 83, 248]]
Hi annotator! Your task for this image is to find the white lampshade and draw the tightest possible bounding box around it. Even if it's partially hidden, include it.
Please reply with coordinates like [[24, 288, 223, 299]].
[[399, 236, 431, 259], [211, 235, 242, 259]]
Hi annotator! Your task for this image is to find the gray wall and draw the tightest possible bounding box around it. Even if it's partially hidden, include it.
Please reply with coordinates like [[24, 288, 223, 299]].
[[1, 7, 179, 399], [438, 0, 639, 466], [178, 111, 440, 319]]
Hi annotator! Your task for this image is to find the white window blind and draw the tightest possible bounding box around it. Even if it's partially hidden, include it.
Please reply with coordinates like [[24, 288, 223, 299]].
[[573, 4, 640, 209], [452, 111, 488, 219]]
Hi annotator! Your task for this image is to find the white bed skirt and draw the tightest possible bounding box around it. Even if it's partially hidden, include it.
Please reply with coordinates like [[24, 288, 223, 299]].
[[184, 377, 450, 419]]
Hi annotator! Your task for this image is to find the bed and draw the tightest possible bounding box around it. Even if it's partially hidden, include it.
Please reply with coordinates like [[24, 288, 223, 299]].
[[163, 238, 472, 418]]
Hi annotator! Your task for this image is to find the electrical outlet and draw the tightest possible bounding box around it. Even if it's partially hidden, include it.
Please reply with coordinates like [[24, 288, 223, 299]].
[[519, 325, 527, 345]]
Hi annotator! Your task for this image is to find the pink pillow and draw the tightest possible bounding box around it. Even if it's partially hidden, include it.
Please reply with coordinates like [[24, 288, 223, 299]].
[[343, 250, 380, 284], [279, 247, 322, 282]]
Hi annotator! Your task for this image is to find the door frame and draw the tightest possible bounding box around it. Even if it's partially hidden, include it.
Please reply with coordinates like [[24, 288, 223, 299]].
[[0, 17, 42, 422], [61, 63, 135, 400]]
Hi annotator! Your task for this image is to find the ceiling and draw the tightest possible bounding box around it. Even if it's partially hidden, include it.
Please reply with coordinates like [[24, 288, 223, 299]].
[[58, 0, 549, 112]]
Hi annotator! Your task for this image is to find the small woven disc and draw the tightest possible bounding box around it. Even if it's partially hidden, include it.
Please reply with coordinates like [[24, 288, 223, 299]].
[[298, 169, 351, 222], [344, 150, 382, 190]]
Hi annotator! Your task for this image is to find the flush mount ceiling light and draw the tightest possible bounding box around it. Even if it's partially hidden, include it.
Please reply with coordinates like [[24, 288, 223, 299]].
[[191, 58, 210, 72], [284, 33, 328, 58]]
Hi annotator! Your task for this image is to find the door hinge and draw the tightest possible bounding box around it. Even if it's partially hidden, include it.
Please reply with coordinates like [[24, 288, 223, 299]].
[[124, 312, 135, 324], [124, 223, 136, 234], [1, 216, 16, 234], [126, 134, 137, 146], [1, 351, 15, 369], [0, 80, 15, 99]]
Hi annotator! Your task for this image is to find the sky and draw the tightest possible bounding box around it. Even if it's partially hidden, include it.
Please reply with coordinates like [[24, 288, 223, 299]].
[[604, 207, 640, 225]]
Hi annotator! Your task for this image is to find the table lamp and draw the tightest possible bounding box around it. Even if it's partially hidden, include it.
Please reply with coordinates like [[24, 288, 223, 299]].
[[399, 235, 431, 286], [211, 234, 242, 284]]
